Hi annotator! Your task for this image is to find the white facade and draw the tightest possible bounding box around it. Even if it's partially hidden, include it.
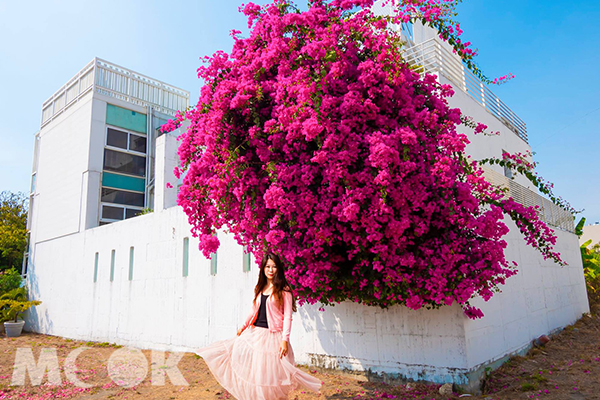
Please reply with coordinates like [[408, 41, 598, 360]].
[[581, 224, 600, 247], [25, 45, 588, 392]]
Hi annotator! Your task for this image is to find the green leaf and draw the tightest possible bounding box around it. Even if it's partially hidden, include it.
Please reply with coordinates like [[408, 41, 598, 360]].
[[324, 50, 336, 62], [575, 217, 586, 237]]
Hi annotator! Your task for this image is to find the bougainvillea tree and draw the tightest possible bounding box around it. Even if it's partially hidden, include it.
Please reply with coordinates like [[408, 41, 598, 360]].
[[166, 0, 569, 318]]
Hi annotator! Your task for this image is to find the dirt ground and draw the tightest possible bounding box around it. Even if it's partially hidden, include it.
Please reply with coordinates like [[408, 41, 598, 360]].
[[1, 301, 599, 400]]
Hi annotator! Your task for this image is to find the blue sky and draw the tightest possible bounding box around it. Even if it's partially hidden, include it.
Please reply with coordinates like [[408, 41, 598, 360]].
[[1, 0, 599, 223]]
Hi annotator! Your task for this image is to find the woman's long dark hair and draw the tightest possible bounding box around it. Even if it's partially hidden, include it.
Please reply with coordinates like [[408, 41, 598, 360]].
[[254, 253, 297, 312]]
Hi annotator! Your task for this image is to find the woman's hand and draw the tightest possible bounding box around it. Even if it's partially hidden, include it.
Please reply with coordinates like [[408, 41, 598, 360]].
[[237, 327, 245, 336], [278, 340, 289, 359]]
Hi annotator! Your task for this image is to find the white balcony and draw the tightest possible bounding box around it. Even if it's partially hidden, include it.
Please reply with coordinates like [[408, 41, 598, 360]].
[[402, 38, 528, 143], [41, 58, 190, 127], [482, 167, 574, 232]]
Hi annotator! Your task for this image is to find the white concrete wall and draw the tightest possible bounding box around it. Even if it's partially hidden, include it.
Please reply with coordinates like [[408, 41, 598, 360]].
[[463, 220, 588, 371], [445, 76, 534, 190], [26, 205, 470, 382], [26, 206, 259, 352], [82, 97, 107, 230], [26, 202, 588, 386], [155, 134, 179, 210], [33, 93, 94, 243], [293, 302, 468, 383]]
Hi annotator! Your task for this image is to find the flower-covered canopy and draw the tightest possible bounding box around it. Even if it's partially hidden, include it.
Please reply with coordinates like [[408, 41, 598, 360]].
[[167, 0, 565, 318]]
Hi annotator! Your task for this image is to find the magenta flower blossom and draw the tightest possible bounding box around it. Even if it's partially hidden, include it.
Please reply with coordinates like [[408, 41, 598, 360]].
[[173, 0, 565, 318], [492, 73, 516, 85]]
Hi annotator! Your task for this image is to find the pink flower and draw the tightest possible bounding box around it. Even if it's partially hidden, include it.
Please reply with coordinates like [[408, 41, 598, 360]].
[[302, 117, 323, 141], [172, 0, 562, 317], [342, 203, 360, 222]]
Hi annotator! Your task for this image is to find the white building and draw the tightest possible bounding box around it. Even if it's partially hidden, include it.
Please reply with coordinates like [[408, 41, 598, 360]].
[[581, 223, 600, 247], [24, 18, 588, 392]]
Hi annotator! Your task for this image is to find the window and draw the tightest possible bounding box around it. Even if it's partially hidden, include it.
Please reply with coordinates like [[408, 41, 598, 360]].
[[103, 149, 146, 177], [210, 234, 218, 275], [101, 188, 144, 207], [100, 125, 148, 225], [243, 252, 251, 272], [21, 233, 31, 276], [102, 205, 124, 220], [106, 128, 147, 154], [101, 205, 143, 222], [503, 164, 513, 179], [129, 247, 134, 281], [130, 135, 147, 153], [110, 250, 116, 282], [125, 209, 142, 219], [107, 128, 128, 149], [94, 253, 99, 282], [30, 173, 36, 194], [26, 196, 34, 231], [183, 238, 189, 277], [211, 252, 217, 276], [502, 149, 513, 179], [22, 254, 28, 277]]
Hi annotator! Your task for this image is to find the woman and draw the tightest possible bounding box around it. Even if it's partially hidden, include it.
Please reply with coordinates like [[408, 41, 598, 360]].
[[196, 253, 322, 400]]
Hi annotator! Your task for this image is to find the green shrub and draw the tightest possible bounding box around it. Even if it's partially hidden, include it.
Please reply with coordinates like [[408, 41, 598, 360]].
[[0, 268, 22, 296], [0, 286, 41, 323], [576, 218, 600, 305]]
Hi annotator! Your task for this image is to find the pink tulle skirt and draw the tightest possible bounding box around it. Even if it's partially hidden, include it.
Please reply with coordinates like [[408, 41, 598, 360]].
[[196, 326, 322, 400]]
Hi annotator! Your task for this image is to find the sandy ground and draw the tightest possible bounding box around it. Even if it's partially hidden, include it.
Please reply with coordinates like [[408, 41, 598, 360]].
[[1, 301, 599, 400]]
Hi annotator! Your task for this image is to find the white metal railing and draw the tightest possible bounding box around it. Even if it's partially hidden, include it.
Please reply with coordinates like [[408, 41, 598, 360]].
[[402, 38, 528, 143], [482, 167, 574, 233], [41, 58, 190, 127]]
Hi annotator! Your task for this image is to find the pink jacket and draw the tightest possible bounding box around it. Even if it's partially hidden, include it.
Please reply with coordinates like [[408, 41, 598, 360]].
[[241, 291, 293, 342]]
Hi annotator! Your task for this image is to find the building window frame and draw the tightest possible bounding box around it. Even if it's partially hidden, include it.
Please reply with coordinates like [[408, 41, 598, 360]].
[[103, 148, 146, 177], [99, 203, 144, 224], [100, 125, 147, 225], [105, 126, 147, 156], [101, 186, 145, 207]]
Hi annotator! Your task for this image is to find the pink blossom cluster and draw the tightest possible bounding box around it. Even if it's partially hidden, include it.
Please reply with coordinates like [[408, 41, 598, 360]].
[[460, 115, 499, 136], [492, 73, 516, 85], [173, 0, 561, 318], [464, 153, 565, 266], [491, 150, 576, 215], [160, 110, 188, 134], [499, 197, 564, 264], [501, 150, 536, 170]]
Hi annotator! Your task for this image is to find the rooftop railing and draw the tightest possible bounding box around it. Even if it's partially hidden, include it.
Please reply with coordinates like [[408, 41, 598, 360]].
[[482, 167, 574, 233], [41, 58, 190, 127], [402, 38, 528, 143]]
